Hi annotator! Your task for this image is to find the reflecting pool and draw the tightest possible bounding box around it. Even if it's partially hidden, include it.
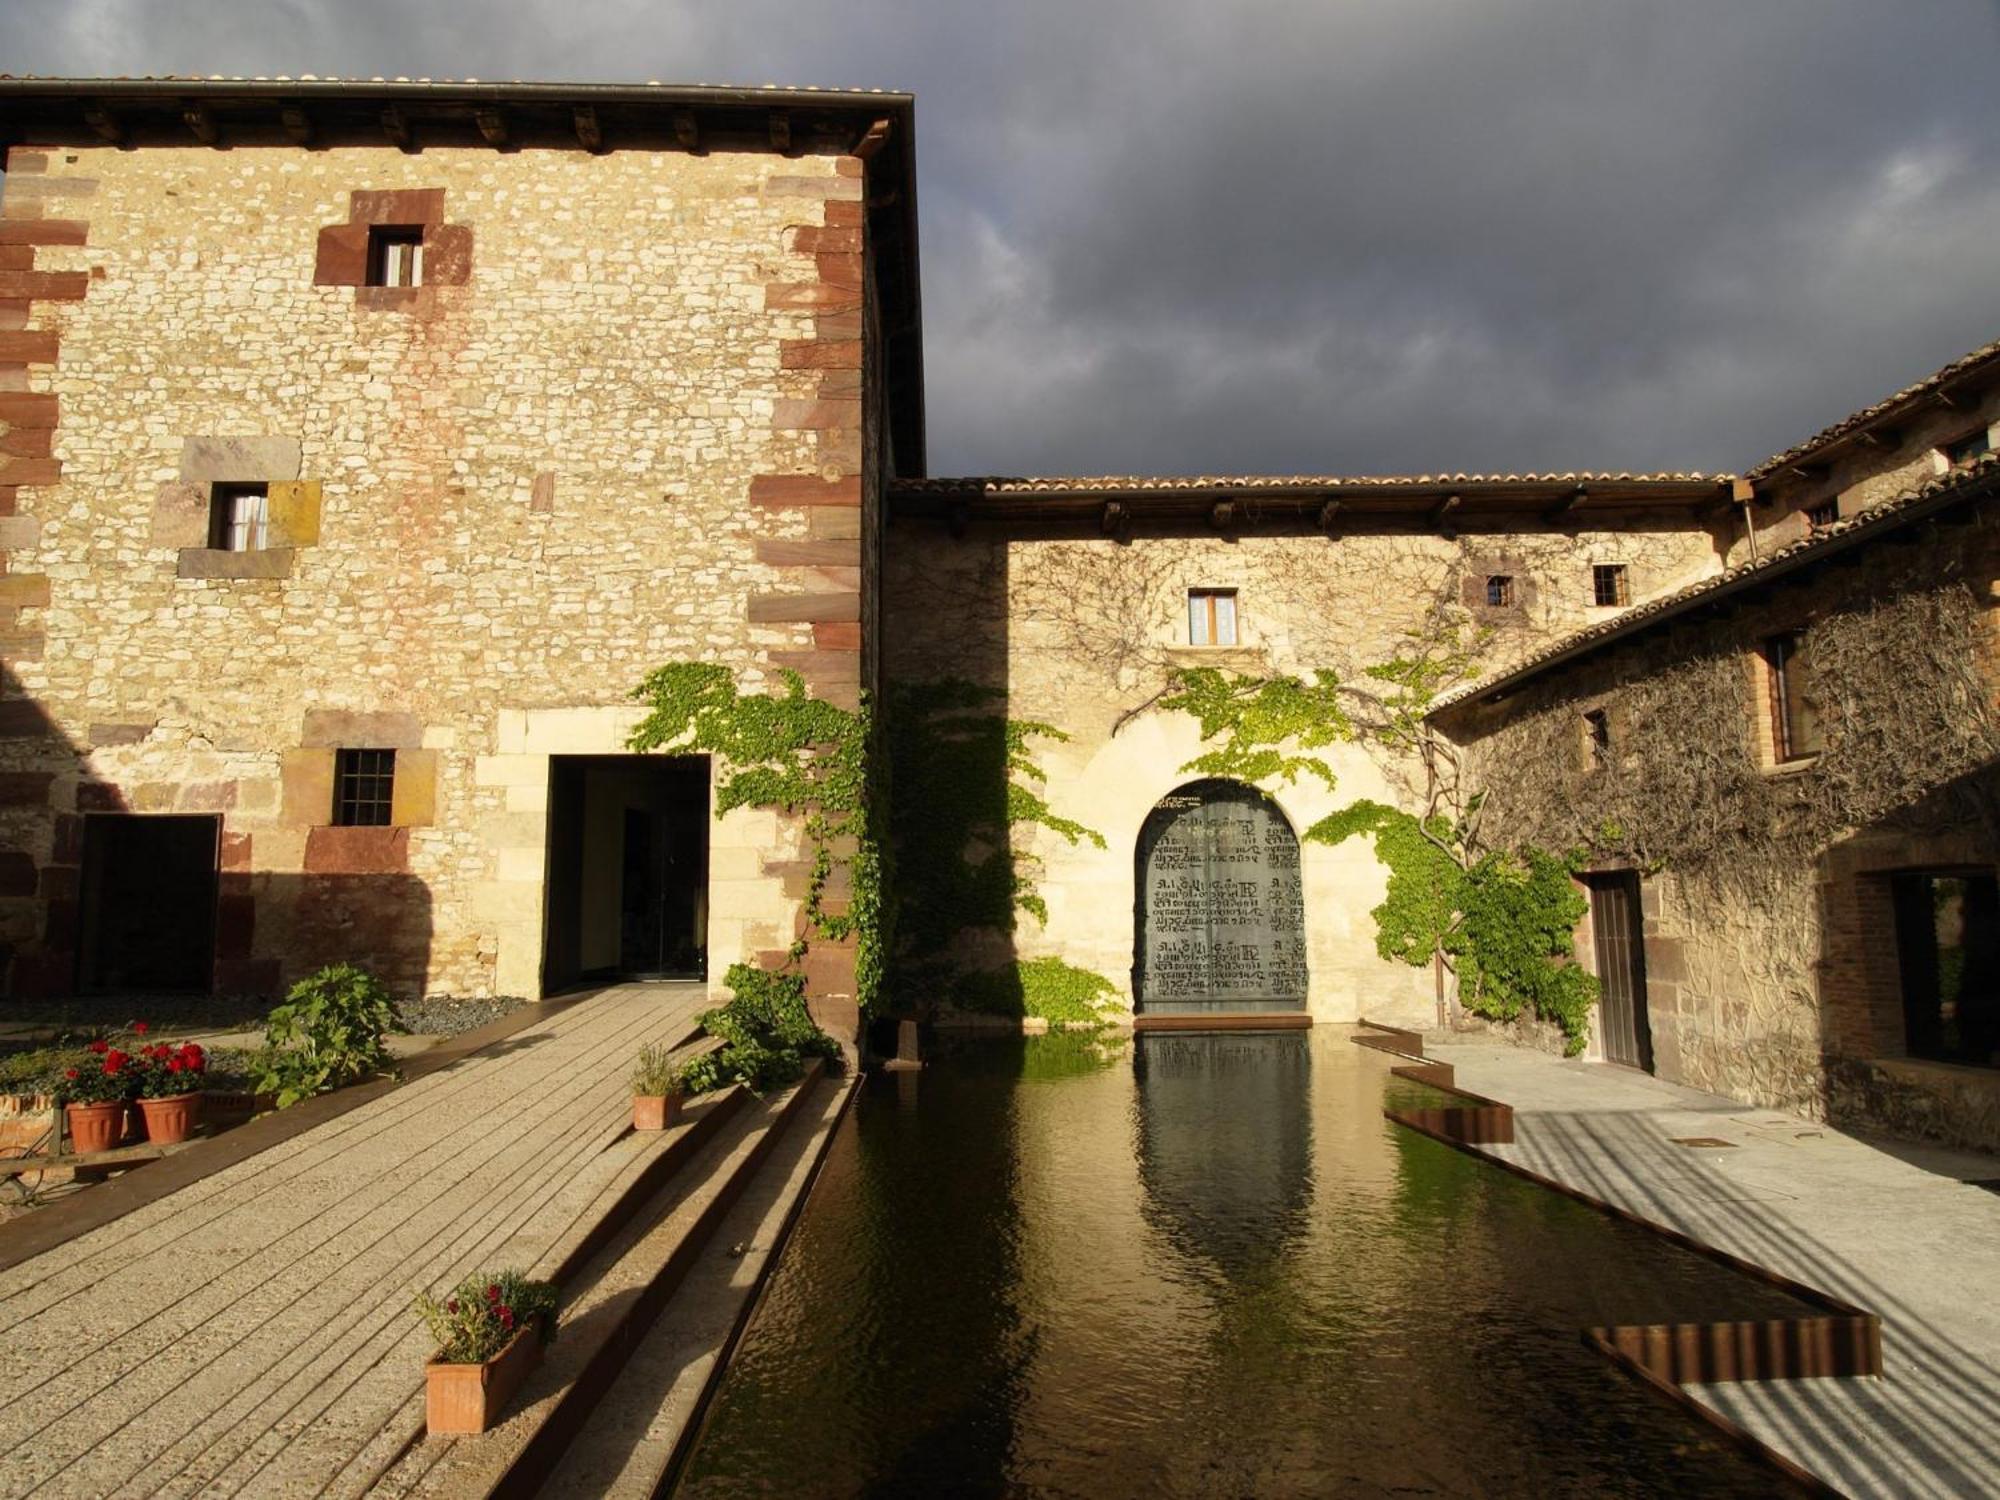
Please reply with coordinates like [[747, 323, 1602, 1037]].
[[674, 1028, 1810, 1497]]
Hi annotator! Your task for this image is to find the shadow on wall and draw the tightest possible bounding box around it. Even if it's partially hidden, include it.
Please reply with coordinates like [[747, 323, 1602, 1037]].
[[1814, 755, 2000, 1152], [0, 663, 434, 1005], [1493, 1104, 2000, 1500]]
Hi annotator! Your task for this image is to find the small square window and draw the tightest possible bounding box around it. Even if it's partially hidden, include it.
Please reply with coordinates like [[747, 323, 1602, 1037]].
[[1188, 588, 1238, 646], [333, 748, 397, 827], [209, 482, 269, 552], [1805, 499, 1840, 533], [1582, 709, 1611, 769], [1592, 564, 1630, 608], [1485, 575, 1516, 608], [366, 225, 425, 288], [1943, 427, 1992, 470]]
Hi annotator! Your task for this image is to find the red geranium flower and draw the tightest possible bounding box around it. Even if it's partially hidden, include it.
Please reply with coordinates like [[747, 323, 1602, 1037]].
[[446, 1297, 459, 1314], [104, 1049, 129, 1070], [64, 1068, 79, 1081], [498, 1308, 515, 1331], [132, 1021, 149, 1036], [166, 1059, 183, 1074], [486, 1283, 501, 1303], [88, 1039, 109, 1055]]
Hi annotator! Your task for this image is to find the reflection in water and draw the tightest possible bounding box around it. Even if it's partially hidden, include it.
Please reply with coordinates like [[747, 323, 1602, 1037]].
[[1135, 1032, 1312, 1279], [675, 1029, 1814, 1498]]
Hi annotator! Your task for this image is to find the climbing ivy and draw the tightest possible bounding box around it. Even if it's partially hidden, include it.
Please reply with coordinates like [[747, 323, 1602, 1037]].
[[1308, 801, 1596, 1053], [1158, 668, 1351, 788], [1155, 621, 1600, 1053], [627, 663, 879, 1066], [884, 680, 1115, 1022]]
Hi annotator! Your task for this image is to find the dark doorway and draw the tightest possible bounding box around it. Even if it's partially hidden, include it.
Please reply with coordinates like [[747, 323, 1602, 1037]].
[[543, 756, 708, 993], [1891, 871, 2000, 1069], [1586, 871, 1653, 1071], [76, 814, 220, 993], [1133, 779, 1308, 1014]]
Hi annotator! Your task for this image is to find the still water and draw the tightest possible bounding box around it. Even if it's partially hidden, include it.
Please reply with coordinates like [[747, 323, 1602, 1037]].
[[675, 1028, 1808, 1498]]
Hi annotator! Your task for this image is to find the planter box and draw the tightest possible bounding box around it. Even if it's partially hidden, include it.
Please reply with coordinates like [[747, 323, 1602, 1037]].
[[632, 1092, 684, 1132], [426, 1326, 542, 1435]]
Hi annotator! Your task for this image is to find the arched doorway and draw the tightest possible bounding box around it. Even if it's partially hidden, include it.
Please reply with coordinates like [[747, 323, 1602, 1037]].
[[1133, 778, 1308, 1013]]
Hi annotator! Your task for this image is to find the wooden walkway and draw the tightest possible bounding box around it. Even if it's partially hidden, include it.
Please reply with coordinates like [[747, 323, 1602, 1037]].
[[0, 983, 708, 1499]]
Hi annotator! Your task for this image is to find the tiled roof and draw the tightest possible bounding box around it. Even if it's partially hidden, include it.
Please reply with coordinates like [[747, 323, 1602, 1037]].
[[1429, 450, 2000, 713], [0, 74, 904, 96], [894, 471, 1721, 496], [1747, 336, 2000, 481]]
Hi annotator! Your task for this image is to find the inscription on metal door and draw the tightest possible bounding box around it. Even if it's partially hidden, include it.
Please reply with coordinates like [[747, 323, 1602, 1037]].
[[1135, 779, 1308, 1012]]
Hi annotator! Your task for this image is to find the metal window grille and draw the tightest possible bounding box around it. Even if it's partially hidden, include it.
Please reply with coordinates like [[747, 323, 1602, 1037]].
[[366, 226, 425, 287], [1187, 589, 1238, 646], [1592, 564, 1629, 607], [1944, 428, 1992, 469], [333, 748, 396, 827], [1485, 575, 1515, 608], [1805, 500, 1839, 532], [209, 483, 269, 552]]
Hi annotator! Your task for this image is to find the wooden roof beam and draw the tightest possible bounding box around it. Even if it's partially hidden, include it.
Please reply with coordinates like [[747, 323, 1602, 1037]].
[[1100, 500, 1128, 536], [854, 117, 894, 159], [1210, 499, 1237, 530], [572, 104, 603, 152], [83, 106, 123, 145], [183, 104, 218, 145], [768, 109, 792, 152], [380, 106, 413, 151], [280, 106, 313, 146], [1544, 484, 1588, 521], [1318, 499, 1342, 536], [1432, 492, 1462, 535], [474, 108, 510, 148], [673, 110, 700, 151]]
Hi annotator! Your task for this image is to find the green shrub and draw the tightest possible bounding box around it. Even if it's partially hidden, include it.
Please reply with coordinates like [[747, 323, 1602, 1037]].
[[679, 964, 838, 1095], [256, 964, 405, 1107], [952, 957, 1120, 1027]]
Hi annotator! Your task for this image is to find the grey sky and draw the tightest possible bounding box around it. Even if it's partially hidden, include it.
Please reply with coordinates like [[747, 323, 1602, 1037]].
[[5, 0, 1998, 477]]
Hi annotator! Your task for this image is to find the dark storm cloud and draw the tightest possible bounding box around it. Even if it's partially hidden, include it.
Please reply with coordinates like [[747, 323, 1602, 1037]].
[[5, 0, 1999, 476]]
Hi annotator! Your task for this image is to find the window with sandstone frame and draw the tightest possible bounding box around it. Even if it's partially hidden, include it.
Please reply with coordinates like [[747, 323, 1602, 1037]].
[[333, 749, 397, 828], [208, 483, 269, 552]]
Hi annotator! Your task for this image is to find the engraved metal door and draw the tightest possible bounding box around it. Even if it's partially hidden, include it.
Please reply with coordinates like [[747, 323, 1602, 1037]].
[[1134, 779, 1308, 1013]]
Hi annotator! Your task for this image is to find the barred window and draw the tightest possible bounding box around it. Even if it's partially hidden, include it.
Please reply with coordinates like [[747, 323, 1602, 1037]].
[[333, 748, 396, 827], [1943, 427, 1992, 470], [1805, 499, 1840, 533], [1485, 575, 1516, 608], [1592, 564, 1629, 607]]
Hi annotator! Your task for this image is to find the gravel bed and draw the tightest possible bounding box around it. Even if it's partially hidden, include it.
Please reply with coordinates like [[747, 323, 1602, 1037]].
[[394, 995, 530, 1039]]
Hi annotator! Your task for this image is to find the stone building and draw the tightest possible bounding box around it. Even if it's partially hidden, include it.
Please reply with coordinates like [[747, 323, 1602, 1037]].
[[0, 77, 1996, 1149], [0, 78, 922, 1038]]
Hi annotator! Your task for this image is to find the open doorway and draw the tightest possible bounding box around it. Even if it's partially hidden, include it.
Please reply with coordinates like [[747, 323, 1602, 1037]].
[[76, 814, 220, 993], [543, 756, 708, 993], [1891, 870, 2000, 1069]]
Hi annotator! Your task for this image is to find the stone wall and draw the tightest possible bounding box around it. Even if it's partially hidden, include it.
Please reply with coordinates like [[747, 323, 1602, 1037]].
[[881, 518, 1724, 1025], [1443, 500, 2000, 1144], [0, 138, 871, 1023]]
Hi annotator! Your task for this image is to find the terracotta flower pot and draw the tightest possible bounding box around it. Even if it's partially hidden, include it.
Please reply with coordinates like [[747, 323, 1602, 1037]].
[[425, 1325, 543, 1435], [632, 1092, 684, 1132], [65, 1101, 125, 1155], [138, 1092, 203, 1145]]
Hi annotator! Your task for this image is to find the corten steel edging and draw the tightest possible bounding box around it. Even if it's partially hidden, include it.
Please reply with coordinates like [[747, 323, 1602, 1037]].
[[1362, 1029, 1880, 1498], [1131, 1012, 1314, 1033], [653, 1068, 864, 1500], [0, 987, 657, 1274], [1351, 1022, 1518, 1144], [1585, 1332, 1844, 1499], [478, 1059, 835, 1500]]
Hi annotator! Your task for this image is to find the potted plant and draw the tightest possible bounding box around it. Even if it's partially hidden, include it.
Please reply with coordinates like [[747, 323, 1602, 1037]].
[[415, 1270, 559, 1434], [630, 1043, 691, 1131], [133, 1038, 207, 1145], [57, 1039, 136, 1154]]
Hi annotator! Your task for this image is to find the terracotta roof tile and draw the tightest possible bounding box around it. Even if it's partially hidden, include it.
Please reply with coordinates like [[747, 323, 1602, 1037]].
[[894, 471, 1722, 496], [1430, 451, 2000, 713], [1747, 336, 2000, 480]]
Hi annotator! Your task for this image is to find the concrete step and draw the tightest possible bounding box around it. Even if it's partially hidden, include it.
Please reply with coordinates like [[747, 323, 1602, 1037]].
[[373, 1059, 840, 1500], [543, 1068, 857, 1498]]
